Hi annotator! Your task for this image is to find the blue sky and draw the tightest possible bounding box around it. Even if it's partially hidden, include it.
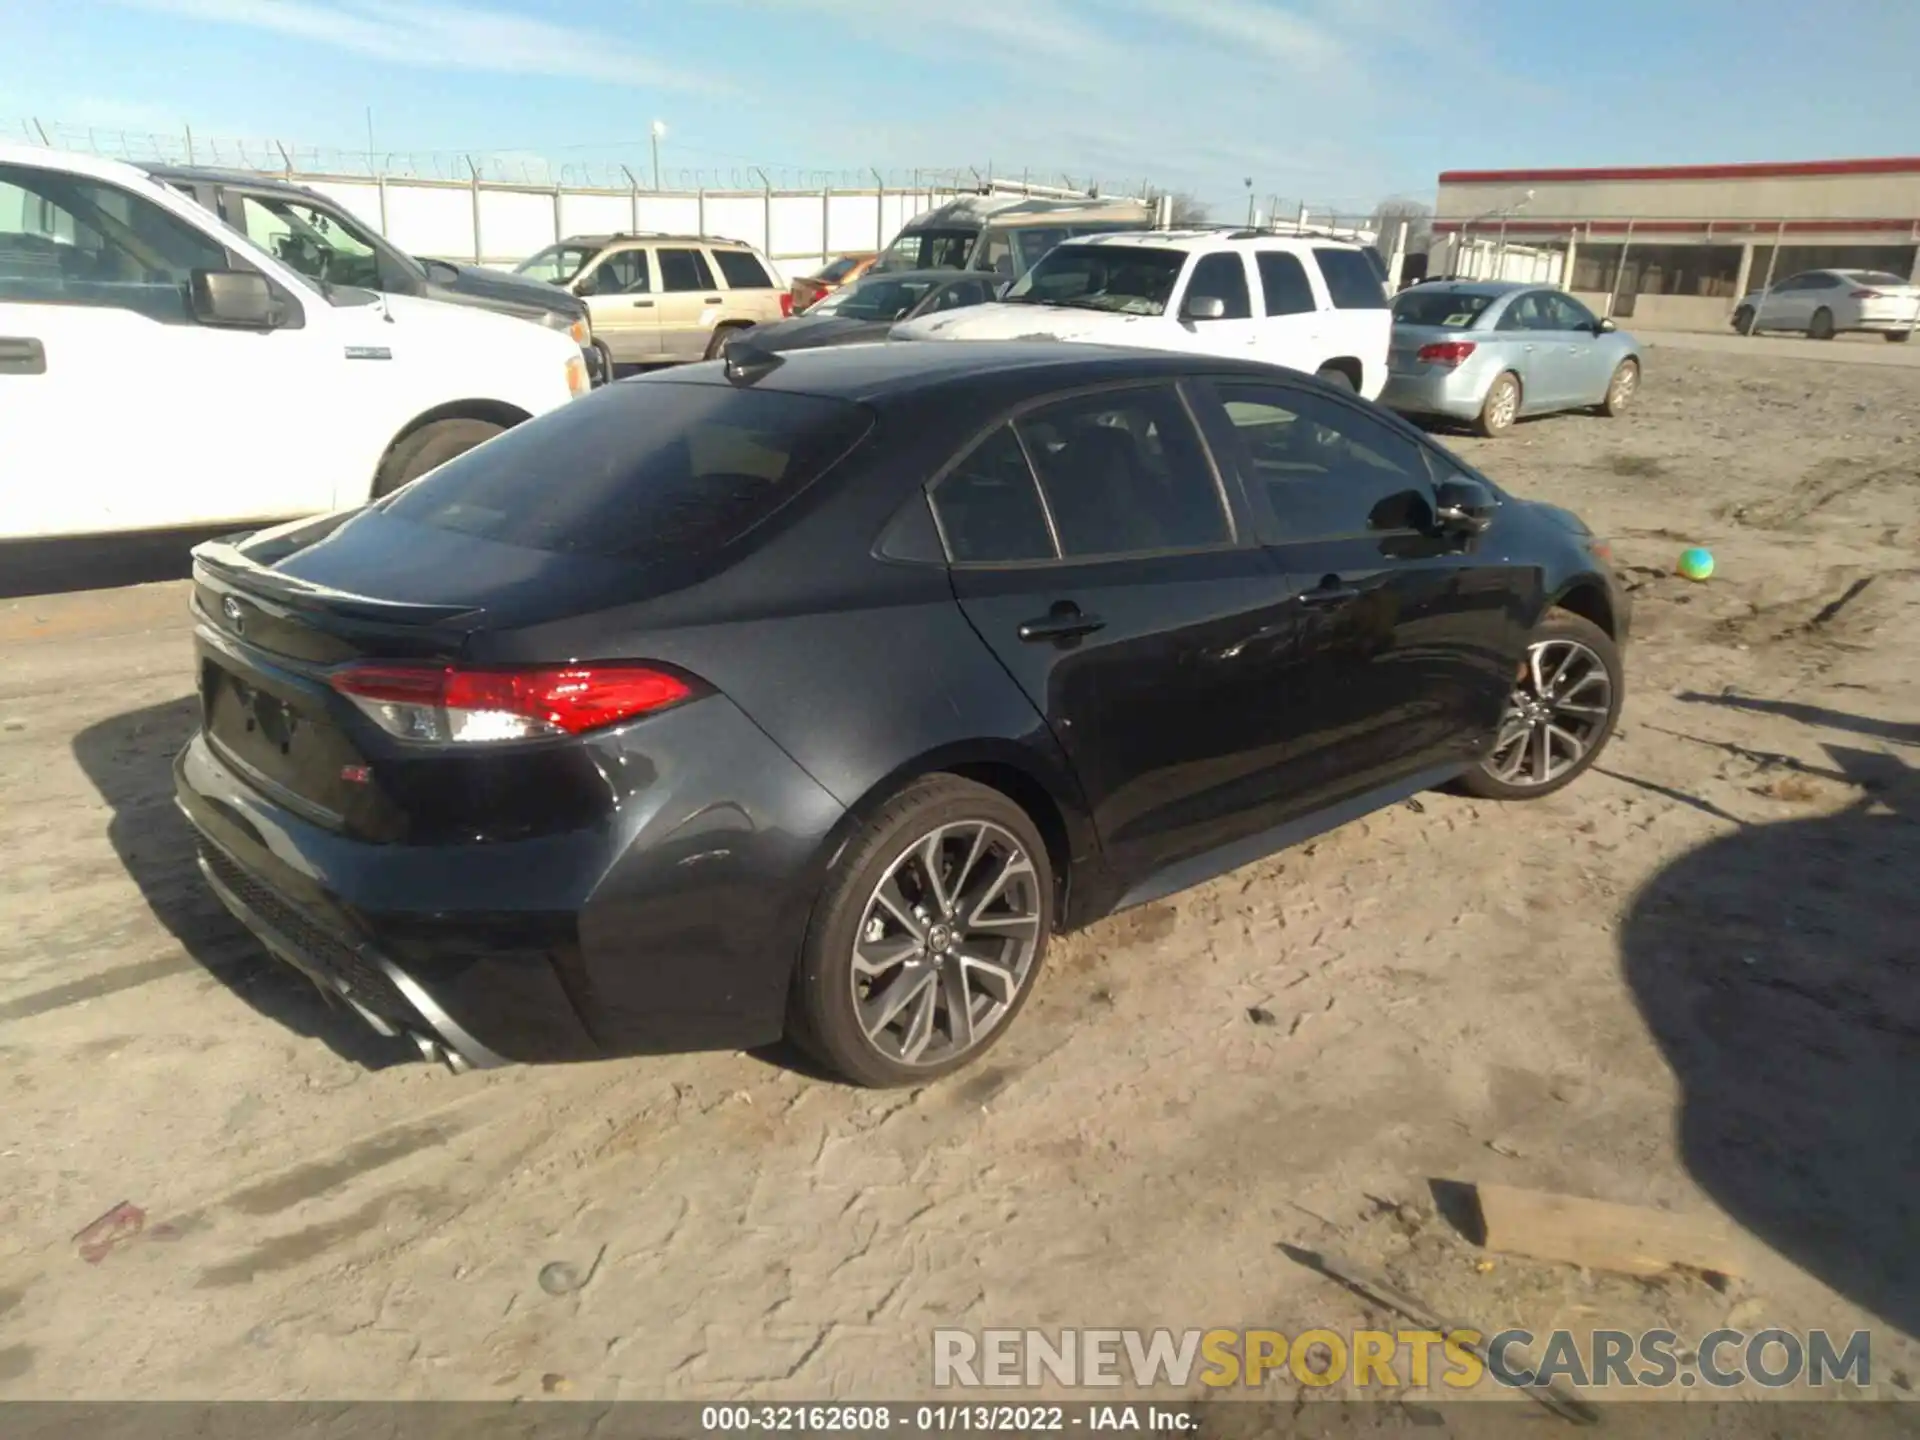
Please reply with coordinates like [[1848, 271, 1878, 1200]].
[[2, 0, 1914, 215]]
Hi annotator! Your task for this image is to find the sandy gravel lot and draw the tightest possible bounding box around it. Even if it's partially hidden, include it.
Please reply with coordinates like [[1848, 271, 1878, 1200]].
[[1, 343, 1916, 1409]]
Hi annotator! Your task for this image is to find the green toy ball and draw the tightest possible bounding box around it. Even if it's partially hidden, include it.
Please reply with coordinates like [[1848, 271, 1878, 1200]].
[[1678, 547, 1715, 582]]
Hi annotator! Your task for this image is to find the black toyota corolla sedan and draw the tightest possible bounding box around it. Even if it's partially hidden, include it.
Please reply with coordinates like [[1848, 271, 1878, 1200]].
[[176, 339, 1628, 1086]]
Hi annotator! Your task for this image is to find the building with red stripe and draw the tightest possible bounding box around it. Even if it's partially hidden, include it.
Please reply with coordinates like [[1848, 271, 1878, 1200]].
[[1429, 157, 1920, 330]]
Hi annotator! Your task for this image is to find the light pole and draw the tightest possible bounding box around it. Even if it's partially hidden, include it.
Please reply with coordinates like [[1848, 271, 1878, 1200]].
[[1244, 177, 1255, 228], [650, 119, 667, 191]]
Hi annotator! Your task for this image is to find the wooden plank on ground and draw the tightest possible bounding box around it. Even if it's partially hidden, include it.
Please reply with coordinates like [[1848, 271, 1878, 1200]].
[[1475, 1182, 1748, 1278]]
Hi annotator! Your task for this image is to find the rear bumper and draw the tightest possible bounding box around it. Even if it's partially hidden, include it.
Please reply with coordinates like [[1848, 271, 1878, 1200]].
[[173, 694, 847, 1066], [1379, 367, 1488, 420]]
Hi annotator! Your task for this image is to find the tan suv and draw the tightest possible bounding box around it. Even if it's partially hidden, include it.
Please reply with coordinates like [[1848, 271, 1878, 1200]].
[[512, 234, 791, 366]]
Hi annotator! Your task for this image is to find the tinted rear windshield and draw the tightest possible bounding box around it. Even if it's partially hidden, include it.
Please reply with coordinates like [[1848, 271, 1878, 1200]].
[[380, 385, 873, 560], [1392, 289, 1496, 327]]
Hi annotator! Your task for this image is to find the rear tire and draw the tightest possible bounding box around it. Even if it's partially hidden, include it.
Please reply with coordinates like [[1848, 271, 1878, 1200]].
[[1885, 331, 1912, 343], [592, 338, 616, 380], [705, 322, 753, 361], [1313, 364, 1356, 393], [788, 775, 1054, 1088], [374, 418, 503, 497], [1733, 306, 1755, 335], [1472, 371, 1521, 437], [1457, 608, 1622, 801], [1809, 307, 1836, 341]]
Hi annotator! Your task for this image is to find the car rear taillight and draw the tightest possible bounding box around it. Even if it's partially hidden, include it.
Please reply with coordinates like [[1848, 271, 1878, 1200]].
[[329, 662, 697, 744], [1417, 340, 1477, 367], [780, 291, 795, 317], [1850, 289, 1884, 299]]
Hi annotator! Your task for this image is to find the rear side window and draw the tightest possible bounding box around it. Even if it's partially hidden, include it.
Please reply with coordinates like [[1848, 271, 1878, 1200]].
[[658, 247, 716, 292], [1185, 253, 1252, 319], [381, 385, 873, 561], [817, 256, 859, 283], [1256, 251, 1317, 316], [1314, 247, 1388, 309], [713, 249, 773, 290], [931, 426, 1055, 564]]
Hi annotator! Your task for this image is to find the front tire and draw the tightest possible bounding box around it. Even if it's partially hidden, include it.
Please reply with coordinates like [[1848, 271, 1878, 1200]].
[[1458, 609, 1622, 801], [1809, 307, 1836, 341], [1734, 305, 1756, 335], [1598, 357, 1638, 417], [1314, 364, 1356, 393], [1885, 331, 1912, 344], [789, 776, 1054, 1087], [1472, 371, 1521, 437], [374, 417, 504, 497], [705, 322, 753, 361]]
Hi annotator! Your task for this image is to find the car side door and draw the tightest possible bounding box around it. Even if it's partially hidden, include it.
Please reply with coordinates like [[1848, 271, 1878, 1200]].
[[1541, 290, 1614, 402], [1761, 272, 1812, 330], [655, 245, 723, 360], [1190, 377, 1527, 814], [0, 159, 331, 538], [1491, 290, 1562, 408], [1172, 252, 1263, 361], [577, 248, 657, 363], [1251, 249, 1325, 374], [1310, 247, 1391, 398], [931, 381, 1306, 892]]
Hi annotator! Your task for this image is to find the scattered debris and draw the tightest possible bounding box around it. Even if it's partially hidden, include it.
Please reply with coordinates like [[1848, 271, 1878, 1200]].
[[73, 1201, 145, 1264], [1485, 1139, 1523, 1159], [1278, 1244, 1596, 1424], [538, 1262, 584, 1296], [1246, 1005, 1277, 1026], [1473, 1182, 1746, 1280], [1473, 1259, 1496, 1274], [1403, 797, 1426, 814], [541, 1373, 572, 1394]]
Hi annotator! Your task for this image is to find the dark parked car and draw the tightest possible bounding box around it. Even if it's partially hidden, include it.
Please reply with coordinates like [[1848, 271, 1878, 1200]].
[[176, 341, 1628, 1086], [749, 269, 999, 351], [145, 164, 608, 383]]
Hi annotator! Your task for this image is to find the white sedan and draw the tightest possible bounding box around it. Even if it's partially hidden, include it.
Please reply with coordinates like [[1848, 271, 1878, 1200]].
[[1733, 268, 1920, 342]]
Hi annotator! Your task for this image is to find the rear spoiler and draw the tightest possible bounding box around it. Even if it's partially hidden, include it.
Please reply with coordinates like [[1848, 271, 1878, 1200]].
[[192, 534, 486, 628]]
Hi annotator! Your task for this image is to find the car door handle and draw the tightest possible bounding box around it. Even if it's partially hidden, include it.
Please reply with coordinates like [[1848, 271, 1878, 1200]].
[[705, 296, 722, 305], [0, 337, 46, 375], [1018, 604, 1105, 643], [1298, 585, 1361, 607], [631, 299, 654, 308]]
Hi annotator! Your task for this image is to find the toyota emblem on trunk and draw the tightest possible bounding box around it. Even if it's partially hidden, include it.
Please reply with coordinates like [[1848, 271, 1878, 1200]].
[[222, 596, 244, 633]]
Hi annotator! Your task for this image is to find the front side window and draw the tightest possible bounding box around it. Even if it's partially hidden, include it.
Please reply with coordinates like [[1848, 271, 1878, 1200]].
[[1184, 252, 1252, 319], [876, 227, 974, 273], [658, 248, 717, 292], [1007, 243, 1185, 316], [827, 275, 939, 320], [1210, 381, 1432, 540], [0, 163, 228, 323], [514, 244, 596, 284], [585, 250, 649, 294], [1016, 386, 1230, 557], [1496, 291, 1554, 331], [1542, 291, 1598, 330], [236, 193, 387, 291], [712, 249, 773, 290]]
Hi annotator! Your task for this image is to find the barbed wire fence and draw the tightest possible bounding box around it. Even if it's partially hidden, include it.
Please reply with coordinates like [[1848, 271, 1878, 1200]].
[[15, 116, 1141, 197]]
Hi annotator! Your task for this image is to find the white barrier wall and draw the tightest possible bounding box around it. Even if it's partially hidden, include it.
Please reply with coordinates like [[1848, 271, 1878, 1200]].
[[286, 172, 974, 281]]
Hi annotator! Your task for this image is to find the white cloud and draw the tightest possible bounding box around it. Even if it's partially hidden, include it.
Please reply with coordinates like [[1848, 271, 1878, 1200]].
[[111, 0, 729, 93]]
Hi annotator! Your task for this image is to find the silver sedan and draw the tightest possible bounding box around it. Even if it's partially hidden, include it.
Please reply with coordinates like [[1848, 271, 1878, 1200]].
[[1381, 282, 1643, 437]]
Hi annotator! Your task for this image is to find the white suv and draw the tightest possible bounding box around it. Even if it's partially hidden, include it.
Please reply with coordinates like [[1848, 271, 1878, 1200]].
[[889, 229, 1391, 399], [0, 144, 588, 543]]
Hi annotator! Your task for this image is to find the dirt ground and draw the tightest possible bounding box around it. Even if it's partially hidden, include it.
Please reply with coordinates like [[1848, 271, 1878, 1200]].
[[1, 341, 1916, 1409]]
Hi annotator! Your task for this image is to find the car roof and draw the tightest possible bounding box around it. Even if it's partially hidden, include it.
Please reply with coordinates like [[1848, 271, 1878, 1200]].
[[1060, 228, 1370, 255], [139, 162, 314, 193], [625, 339, 1329, 405], [563, 232, 757, 251], [1397, 279, 1531, 299], [0, 142, 161, 187]]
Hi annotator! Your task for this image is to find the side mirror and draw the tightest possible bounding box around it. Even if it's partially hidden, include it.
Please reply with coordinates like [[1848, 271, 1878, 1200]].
[[1433, 476, 1498, 536], [573, 271, 600, 296], [190, 269, 276, 329], [1184, 295, 1226, 321], [994, 280, 1012, 300], [1596, 317, 1617, 334]]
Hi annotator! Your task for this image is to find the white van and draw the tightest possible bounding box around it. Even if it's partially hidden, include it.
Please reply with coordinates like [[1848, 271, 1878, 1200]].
[[0, 145, 588, 543]]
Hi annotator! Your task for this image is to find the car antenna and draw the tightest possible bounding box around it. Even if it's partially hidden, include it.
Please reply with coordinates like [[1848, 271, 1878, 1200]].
[[722, 334, 784, 385]]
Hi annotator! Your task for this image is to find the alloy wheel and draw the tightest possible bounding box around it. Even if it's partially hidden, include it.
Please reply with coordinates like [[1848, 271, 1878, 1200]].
[[1608, 364, 1637, 409], [850, 821, 1042, 1068], [1488, 376, 1519, 430], [1482, 637, 1614, 787]]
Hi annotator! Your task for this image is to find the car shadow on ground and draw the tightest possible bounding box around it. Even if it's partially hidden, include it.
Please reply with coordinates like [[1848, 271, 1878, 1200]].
[[71, 695, 415, 1070], [1620, 724, 1917, 1338]]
